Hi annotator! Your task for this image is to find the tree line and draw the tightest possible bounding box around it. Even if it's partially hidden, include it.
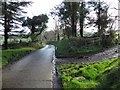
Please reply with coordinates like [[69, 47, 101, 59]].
[[0, 1, 49, 49], [50, 0, 117, 39], [0, 0, 119, 49]]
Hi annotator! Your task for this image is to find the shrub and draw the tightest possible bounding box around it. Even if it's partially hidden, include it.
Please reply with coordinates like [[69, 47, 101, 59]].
[[101, 30, 117, 47], [47, 37, 104, 56], [30, 42, 43, 49]]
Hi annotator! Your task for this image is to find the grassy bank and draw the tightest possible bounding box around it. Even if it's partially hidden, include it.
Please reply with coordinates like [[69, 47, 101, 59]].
[[0, 42, 44, 68], [0, 47, 36, 68], [58, 57, 119, 89], [47, 38, 113, 57]]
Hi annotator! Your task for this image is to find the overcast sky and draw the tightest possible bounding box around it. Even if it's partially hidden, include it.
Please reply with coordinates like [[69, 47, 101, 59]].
[[23, 0, 63, 32], [22, 0, 118, 32], [0, 0, 118, 35]]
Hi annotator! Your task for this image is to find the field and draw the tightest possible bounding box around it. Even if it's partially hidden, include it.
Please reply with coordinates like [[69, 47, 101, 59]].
[[58, 57, 120, 89]]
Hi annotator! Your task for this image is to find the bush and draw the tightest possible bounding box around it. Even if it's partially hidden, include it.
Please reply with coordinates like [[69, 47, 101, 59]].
[[47, 38, 104, 56], [101, 34, 115, 47], [29, 42, 43, 49], [101, 30, 117, 47]]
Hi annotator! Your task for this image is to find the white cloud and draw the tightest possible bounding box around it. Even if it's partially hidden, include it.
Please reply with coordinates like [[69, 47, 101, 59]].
[[25, 0, 63, 17]]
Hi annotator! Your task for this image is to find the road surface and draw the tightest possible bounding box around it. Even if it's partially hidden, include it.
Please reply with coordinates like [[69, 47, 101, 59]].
[[2, 45, 55, 88]]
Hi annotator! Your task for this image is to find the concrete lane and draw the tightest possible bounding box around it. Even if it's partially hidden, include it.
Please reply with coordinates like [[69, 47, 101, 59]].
[[2, 45, 55, 88]]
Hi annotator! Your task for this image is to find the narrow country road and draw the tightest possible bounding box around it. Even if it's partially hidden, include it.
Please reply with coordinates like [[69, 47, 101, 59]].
[[2, 45, 55, 88]]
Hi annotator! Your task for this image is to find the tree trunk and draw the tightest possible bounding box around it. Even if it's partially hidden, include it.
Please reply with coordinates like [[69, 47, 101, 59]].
[[31, 25, 35, 34], [98, 0, 101, 36], [71, 17, 76, 37], [4, 26, 8, 49], [71, 2, 77, 37], [31, 25, 36, 42], [79, 2, 84, 38], [4, 1, 8, 49], [57, 33, 60, 41], [80, 23, 83, 37], [71, 11, 76, 37]]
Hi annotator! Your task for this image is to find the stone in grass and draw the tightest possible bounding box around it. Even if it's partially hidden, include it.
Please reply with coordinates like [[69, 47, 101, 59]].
[[74, 76, 86, 81]]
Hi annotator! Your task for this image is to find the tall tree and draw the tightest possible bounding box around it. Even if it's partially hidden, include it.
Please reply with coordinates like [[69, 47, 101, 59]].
[[51, 1, 89, 38], [70, 2, 79, 37], [88, 0, 112, 36], [79, 1, 89, 37], [52, 2, 79, 37], [0, 1, 31, 49], [22, 14, 49, 41]]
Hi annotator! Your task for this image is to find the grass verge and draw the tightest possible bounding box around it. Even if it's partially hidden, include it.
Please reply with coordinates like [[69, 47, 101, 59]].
[[58, 57, 120, 89], [0, 47, 36, 68], [0, 42, 44, 68]]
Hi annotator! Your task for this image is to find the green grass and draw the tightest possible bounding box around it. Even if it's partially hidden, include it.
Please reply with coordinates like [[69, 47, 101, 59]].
[[47, 38, 108, 57], [0, 47, 36, 68], [0, 42, 44, 68], [58, 57, 119, 89], [0, 41, 44, 68]]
